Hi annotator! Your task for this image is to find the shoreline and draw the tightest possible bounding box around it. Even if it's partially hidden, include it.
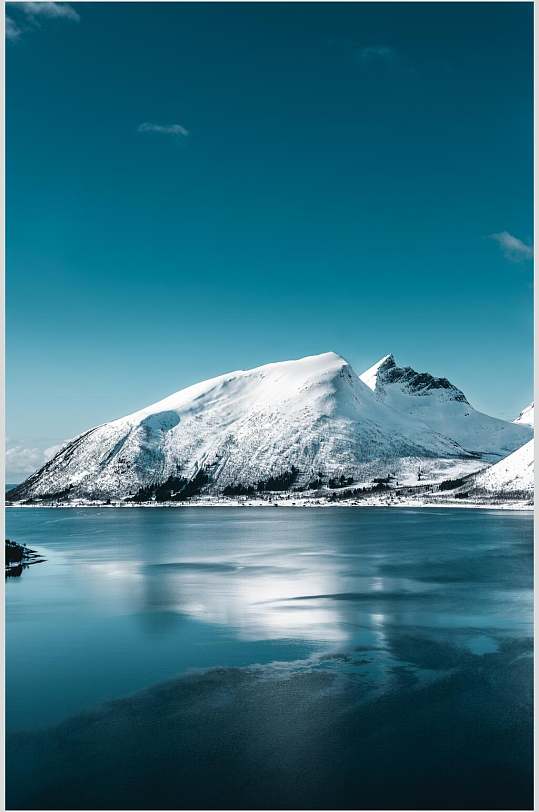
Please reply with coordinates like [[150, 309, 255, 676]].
[[6, 498, 533, 511]]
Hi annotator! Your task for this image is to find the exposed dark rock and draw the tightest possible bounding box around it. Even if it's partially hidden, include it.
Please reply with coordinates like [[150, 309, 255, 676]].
[[377, 356, 468, 402]]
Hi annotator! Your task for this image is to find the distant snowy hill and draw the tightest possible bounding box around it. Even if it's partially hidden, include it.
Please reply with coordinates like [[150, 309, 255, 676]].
[[359, 354, 531, 459], [466, 401, 534, 498], [514, 402, 534, 427], [470, 439, 534, 496], [8, 351, 531, 504]]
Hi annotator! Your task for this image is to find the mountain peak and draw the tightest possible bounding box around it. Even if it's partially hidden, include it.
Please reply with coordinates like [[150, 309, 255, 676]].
[[357, 353, 532, 459], [359, 354, 395, 391], [361, 354, 467, 402]]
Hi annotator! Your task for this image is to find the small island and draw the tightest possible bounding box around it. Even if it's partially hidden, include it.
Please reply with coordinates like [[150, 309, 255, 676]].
[[5, 539, 44, 578]]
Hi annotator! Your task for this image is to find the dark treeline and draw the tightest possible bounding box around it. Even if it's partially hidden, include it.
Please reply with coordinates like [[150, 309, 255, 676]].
[[130, 469, 210, 502], [255, 466, 300, 492], [438, 477, 467, 491], [327, 482, 390, 502]]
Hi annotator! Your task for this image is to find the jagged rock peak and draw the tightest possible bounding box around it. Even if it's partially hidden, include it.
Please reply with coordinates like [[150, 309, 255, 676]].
[[359, 354, 395, 390], [360, 354, 468, 402]]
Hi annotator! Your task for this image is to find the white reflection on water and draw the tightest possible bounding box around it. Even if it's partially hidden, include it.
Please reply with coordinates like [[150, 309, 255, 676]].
[[72, 523, 530, 650], [108, 556, 348, 642]]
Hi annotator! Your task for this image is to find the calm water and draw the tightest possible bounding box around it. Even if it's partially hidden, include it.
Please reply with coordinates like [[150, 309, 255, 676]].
[[6, 507, 533, 809]]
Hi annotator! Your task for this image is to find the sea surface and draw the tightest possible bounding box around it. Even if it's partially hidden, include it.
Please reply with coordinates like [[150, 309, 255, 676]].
[[5, 507, 533, 810]]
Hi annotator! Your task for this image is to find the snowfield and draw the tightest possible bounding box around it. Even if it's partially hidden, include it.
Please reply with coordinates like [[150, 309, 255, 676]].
[[7, 351, 533, 506], [470, 440, 534, 495]]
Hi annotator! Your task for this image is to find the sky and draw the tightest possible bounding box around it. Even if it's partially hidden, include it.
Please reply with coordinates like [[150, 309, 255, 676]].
[[6, 1, 534, 480]]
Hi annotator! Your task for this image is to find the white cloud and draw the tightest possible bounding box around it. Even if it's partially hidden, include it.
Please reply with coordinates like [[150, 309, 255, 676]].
[[6, 2, 80, 41], [490, 231, 533, 262], [16, 2, 80, 21], [6, 442, 64, 479], [6, 16, 22, 40], [138, 122, 189, 137]]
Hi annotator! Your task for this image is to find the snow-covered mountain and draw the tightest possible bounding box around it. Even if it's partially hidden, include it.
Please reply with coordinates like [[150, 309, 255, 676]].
[[6, 352, 487, 503], [8, 351, 531, 504], [470, 439, 534, 496], [359, 354, 531, 459], [514, 402, 534, 427]]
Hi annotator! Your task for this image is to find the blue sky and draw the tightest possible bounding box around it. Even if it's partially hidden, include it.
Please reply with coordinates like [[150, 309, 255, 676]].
[[6, 2, 533, 479]]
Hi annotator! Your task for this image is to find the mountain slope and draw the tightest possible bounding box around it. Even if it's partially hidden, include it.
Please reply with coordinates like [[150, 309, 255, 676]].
[[514, 402, 534, 427], [465, 401, 534, 498], [470, 439, 534, 496], [359, 354, 531, 459], [8, 352, 475, 503]]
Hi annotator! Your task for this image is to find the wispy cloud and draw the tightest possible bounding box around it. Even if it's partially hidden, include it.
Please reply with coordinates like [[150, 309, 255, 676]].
[[15, 2, 80, 21], [6, 442, 64, 479], [138, 122, 189, 137], [357, 45, 397, 63], [327, 38, 407, 75], [6, 2, 80, 41], [6, 15, 22, 40], [490, 231, 533, 262]]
